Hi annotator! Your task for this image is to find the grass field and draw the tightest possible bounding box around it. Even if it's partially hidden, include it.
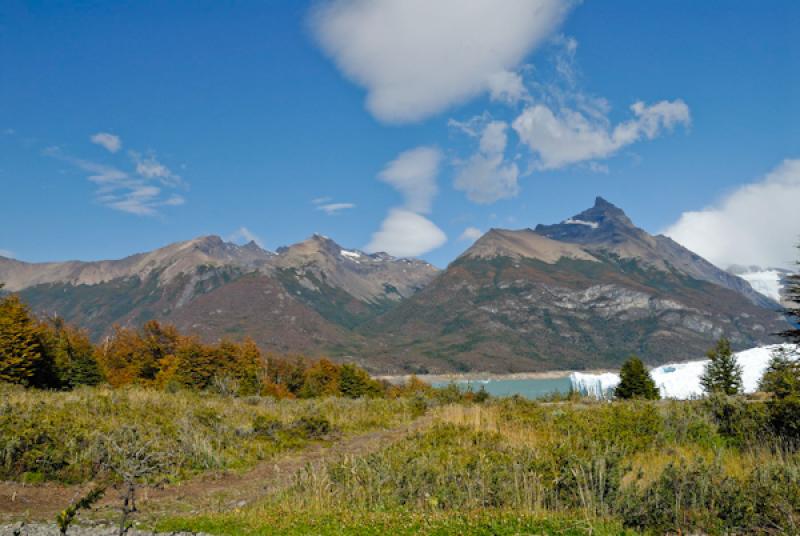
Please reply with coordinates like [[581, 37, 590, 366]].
[[0, 383, 419, 484], [2, 386, 800, 534]]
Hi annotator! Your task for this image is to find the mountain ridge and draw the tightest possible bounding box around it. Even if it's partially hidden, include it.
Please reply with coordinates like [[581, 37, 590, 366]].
[[1, 198, 789, 373]]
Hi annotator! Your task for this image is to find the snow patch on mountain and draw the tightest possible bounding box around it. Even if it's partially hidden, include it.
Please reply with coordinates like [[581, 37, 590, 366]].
[[563, 218, 599, 229]]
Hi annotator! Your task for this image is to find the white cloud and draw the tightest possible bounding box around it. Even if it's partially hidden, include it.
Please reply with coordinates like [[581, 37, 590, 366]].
[[378, 146, 442, 213], [487, 70, 529, 105], [0, 249, 15, 259], [365, 209, 447, 257], [310, 0, 574, 123], [459, 227, 484, 242], [90, 132, 121, 153], [664, 159, 800, 270], [44, 146, 185, 216], [512, 99, 690, 170], [316, 202, 356, 215], [130, 151, 183, 187], [367, 146, 447, 257], [228, 227, 264, 248], [454, 120, 520, 203]]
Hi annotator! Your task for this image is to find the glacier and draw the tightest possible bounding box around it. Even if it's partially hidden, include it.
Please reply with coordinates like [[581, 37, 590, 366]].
[[570, 344, 798, 399], [738, 270, 784, 302]]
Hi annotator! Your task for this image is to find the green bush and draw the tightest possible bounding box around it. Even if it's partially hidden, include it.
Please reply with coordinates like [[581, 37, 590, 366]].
[[291, 415, 332, 440], [768, 396, 800, 443], [703, 393, 768, 446]]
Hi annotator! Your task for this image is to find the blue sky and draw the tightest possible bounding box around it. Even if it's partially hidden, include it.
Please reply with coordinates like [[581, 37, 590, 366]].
[[1, 1, 798, 268]]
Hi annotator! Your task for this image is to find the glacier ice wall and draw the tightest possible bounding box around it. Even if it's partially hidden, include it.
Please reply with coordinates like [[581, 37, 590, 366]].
[[569, 372, 620, 398], [570, 344, 797, 399]]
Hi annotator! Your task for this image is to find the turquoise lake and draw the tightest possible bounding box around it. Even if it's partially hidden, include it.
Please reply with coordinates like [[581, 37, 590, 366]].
[[431, 376, 573, 399]]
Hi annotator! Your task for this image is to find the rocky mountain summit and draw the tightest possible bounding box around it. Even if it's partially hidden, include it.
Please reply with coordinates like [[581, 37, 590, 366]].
[[362, 198, 787, 372], [535, 198, 775, 308]]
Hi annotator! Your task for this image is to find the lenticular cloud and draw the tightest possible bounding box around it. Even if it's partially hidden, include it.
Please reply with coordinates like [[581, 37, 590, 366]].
[[310, 0, 574, 123]]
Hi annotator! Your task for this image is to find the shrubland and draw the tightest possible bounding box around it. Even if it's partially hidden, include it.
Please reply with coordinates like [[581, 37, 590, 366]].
[[162, 396, 800, 535], [0, 384, 421, 485]]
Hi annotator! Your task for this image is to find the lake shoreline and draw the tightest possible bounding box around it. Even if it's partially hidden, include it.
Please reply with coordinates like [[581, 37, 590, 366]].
[[378, 369, 617, 385]]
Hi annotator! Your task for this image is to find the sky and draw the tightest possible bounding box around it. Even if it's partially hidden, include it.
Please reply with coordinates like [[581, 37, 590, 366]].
[[1, 1, 798, 269]]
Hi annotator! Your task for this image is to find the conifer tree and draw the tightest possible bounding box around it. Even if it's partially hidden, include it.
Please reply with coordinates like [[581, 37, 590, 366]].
[[759, 345, 800, 399], [339, 363, 381, 398], [765, 244, 800, 440], [781, 243, 800, 343], [44, 316, 103, 388], [700, 337, 743, 396], [615, 356, 660, 400]]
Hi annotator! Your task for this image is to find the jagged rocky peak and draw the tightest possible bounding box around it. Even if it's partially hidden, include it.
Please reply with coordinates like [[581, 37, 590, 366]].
[[267, 233, 438, 305], [535, 197, 643, 245], [171, 235, 273, 267], [275, 234, 435, 269]]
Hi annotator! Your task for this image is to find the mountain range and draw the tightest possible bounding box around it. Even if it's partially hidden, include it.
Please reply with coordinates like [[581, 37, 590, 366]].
[[0, 198, 789, 373]]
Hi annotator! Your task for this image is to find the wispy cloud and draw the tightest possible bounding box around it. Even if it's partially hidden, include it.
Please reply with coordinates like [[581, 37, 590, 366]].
[[454, 120, 520, 203], [447, 36, 690, 205], [227, 226, 265, 248], [312, 197, 355, 215], [0, 249, 15, 259], [129, 150, 184, 187], [512, 37, 691, 170], [44, 143, 186, 217], [90, 132, 121, 153], [378, 146, 441, 214]]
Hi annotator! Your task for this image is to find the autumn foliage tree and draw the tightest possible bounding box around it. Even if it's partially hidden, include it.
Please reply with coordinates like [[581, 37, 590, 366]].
[[0, 293, 47, 386], [93, 320, 388, 398]]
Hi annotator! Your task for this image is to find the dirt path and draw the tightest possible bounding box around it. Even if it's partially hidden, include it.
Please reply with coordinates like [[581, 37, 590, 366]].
[[0, 417, 430, 524]]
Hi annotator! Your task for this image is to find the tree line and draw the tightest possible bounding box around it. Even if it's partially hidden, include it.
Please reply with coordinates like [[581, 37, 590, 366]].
[[0, 285, 395, 398]]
